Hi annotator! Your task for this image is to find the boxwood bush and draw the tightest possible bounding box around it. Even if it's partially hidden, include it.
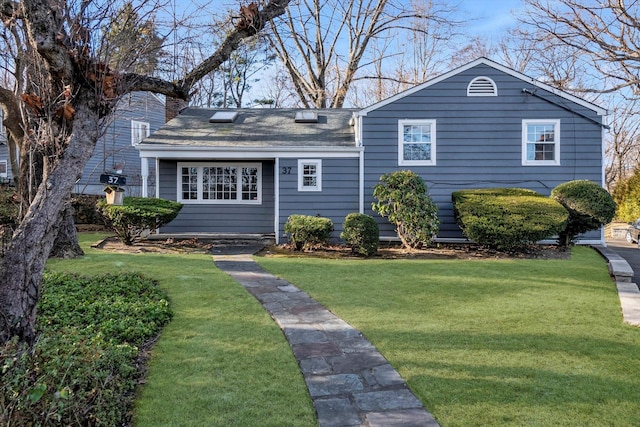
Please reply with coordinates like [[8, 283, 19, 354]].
[[284, 214, 333, 250], [0, 272, 172, 426], [452, 188, 569, 251], [340, 213, 379, 257], [97, 197, 182, 245], [551, 180, 616, 247]]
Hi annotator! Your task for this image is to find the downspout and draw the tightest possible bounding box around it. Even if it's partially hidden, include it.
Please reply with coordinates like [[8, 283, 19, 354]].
[[274, 157, 280, 244]]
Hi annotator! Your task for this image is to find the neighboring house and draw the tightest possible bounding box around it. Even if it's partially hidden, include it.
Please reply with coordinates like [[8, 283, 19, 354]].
[[0, 109, 10, 183], [0, 92, 165, 193], [75, 91, 165, 196], [135, 58, 608, 244]]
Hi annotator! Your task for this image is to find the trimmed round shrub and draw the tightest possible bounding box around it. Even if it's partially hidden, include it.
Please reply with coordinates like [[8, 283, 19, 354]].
[[340, 213, 379, 257], [372, 170, 439, 250], [551, 180, 616, 247], [97, 197, 183, 245], [284, 214, 334, 250], [452, 188, 569, 251]]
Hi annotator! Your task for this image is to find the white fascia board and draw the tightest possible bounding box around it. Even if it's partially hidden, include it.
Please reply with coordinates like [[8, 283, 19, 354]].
[[358, 57, 607, 117], [136, 145, 363, 159]]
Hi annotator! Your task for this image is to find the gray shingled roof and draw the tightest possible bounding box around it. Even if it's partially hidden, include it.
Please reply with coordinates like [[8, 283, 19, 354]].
[[139, 108, 357, 148]]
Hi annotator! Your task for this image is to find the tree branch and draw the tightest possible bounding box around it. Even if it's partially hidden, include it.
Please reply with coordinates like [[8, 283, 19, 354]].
[[180, 0, 291, 95]]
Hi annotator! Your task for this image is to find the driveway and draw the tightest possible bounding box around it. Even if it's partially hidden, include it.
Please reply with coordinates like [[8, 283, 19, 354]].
[[605, 237, 640, 284]]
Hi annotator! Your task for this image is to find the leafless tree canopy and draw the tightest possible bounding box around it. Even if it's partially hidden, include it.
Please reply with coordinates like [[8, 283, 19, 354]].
[[523, 0, 640, 94], [267, 0, 461, 108], [0, 0, 291, 345]]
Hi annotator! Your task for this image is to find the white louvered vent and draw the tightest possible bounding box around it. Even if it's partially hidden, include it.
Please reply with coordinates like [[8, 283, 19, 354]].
[[467, 76, 498, 96]]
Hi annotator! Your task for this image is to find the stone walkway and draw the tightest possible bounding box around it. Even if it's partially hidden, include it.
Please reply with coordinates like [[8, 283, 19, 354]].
[[212, 253, 439, 427]]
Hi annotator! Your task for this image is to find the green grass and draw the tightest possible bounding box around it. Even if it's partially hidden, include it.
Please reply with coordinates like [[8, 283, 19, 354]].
[[255, 246, 640, 426], [47, 233, 316, 427]]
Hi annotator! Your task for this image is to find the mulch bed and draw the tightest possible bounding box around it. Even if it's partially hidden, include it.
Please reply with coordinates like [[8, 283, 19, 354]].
[[91, 234, 571, 260]]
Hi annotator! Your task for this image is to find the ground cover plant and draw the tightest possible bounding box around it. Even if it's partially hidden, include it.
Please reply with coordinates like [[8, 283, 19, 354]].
[[255, 247, 640, 426], [44, 233, 316, 426], [1, 271, 172, 425]]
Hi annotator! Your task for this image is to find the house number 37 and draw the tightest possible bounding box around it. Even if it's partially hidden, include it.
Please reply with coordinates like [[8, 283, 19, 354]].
[[281, 167, 292, 175]]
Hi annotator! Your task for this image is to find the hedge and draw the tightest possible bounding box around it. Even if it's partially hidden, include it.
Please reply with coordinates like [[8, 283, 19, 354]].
[[452, 188, 569, 251]]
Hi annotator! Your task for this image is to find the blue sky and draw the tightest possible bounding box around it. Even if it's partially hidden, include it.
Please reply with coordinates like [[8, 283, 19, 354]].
[[459, 0, 524, 37]]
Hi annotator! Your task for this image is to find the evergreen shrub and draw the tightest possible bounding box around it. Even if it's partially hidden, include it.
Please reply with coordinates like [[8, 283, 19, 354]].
[[340, 213, 379, 256], [551, 180, 616, 246], [97, 197, 182, 245], [452, 188, 569, 251], [284, 214, 333, 250]]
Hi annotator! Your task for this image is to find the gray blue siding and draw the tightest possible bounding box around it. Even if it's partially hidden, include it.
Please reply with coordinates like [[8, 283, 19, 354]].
[[361, 64, 604, 239], [158, 160, 275, 234], [278, 157, 360, 241]]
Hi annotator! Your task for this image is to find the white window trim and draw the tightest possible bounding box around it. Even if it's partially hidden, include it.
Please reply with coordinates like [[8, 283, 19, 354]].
[[522, 119, 560, 166], [298, 159, 322, 192], [176, 162, 262, 204], [398, 119, 436, 166], [131, 120, 150, 146], [0, 160, 7, 178]]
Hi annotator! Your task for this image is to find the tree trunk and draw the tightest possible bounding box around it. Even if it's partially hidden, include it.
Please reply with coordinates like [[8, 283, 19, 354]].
[[49, 201, 84, 259], [0, 104, 98, 345]]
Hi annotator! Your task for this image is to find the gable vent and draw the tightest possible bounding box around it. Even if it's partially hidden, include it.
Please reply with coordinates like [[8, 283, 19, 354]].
[[209, 111, 239, 123], [467, 76, 497, 96], [295, 110, 318, 123]]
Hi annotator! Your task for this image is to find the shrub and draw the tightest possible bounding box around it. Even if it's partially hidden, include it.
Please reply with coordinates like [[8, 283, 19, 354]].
[[372, 170, 439, 250], [612, 168, 640, 221], [551, 180, 616, 247], [340, 213, 379, 256], [71, 194, 103, 225], [284, 214, 333, 250], [1, 272, 172, 426], [452, 188, 569, 251], [0, 185, 19, 226], [97, 197, 182, 245]]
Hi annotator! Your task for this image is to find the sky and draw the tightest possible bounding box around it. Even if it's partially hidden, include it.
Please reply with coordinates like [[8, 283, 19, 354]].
[[459, 0, 524, 38]]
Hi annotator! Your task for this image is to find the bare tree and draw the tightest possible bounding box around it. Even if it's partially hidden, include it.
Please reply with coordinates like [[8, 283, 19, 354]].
[[267, 0, 459, 108], [351, 0, 460, 106], [605, 98, 640, 191], [523, 0, 640, 95], [0, 0, 291, 345]]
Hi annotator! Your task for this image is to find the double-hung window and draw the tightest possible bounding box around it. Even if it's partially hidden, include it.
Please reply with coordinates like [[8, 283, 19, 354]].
[[178, 163, 261, 204], [0, 160, 7, 178], [298, 159, 322, 191], [522, 119, 560, 165], [398, 119, 436, 166], [131, 120, 150, 145]]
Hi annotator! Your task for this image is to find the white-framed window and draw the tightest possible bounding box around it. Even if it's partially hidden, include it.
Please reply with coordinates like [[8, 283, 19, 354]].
[[0, 160, 7, 178], [398, 119, 436, 166], [131, 120, 150, 145], [177, 162, 262, 204], [522, 119, 560, 166], [298, 159, 322, 191]]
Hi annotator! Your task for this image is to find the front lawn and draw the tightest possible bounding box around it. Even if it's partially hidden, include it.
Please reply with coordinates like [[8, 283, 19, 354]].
[[46, 233, 316, 426], [255, 246, 640, 426]]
